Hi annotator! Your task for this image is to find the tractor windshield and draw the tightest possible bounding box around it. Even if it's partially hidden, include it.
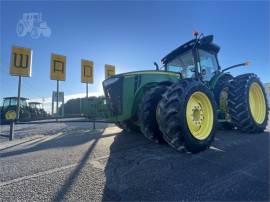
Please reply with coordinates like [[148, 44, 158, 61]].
[[166, 50, 195, 78], [3, 99, 10, 108], [30, 103, 42, 109], [2, 98, 27, 109]]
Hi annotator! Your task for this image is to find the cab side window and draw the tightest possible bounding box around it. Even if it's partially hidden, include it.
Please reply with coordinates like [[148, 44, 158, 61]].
[[3, 99, 10, 108], [199, 50, 219, 81]]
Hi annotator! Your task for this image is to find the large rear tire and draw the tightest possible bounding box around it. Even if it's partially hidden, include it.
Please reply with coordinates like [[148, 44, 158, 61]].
[[158, 79, 217, 153], [213, 74, 234, 129], [228, 73, 269, 132], [138, 84, 168, 143]]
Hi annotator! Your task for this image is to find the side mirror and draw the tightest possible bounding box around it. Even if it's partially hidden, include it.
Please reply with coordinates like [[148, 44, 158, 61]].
[[154, 62, 159, 70], [244, 61, 251, 66]]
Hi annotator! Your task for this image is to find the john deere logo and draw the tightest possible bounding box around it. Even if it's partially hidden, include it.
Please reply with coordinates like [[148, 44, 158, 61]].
[[16, 13, 51, 39]]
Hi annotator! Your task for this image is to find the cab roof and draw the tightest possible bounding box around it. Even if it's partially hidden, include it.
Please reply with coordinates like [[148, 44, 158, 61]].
[[29, 102, 41, 104], [3, 97, 28, 100], [161, 35, 220, 64]]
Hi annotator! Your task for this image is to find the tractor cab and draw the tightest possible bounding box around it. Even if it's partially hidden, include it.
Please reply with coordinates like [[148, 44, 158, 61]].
[[28, 102, 48, 119], [2, 97, 28, 110], [1, 97, 31, 122], [161, 34, 220, 82], [22, 13, 42, 24], [29, 102, 42, 109]]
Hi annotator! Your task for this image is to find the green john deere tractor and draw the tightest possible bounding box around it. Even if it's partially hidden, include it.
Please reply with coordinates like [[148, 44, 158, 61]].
[[0, 97, 31, 123], [103, 32, 269, 153], [29, 102, 49, 119]]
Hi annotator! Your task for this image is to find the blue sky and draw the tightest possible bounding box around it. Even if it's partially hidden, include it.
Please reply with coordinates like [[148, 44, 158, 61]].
[[1, 0, 269, 102]]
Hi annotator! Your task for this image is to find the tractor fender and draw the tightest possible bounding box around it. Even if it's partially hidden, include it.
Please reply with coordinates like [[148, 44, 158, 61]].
[[209, 72, 233, 90]]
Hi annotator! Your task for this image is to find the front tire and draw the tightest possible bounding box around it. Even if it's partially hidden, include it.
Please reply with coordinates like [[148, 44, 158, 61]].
[[138, 84, 169, 143], [158, 79, 217, 153], [228, 73, 269, 132], [115, 120, 140, 132]]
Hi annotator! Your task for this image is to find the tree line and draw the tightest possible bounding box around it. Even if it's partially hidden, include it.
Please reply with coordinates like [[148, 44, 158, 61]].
[[59, 96, 109, 119]]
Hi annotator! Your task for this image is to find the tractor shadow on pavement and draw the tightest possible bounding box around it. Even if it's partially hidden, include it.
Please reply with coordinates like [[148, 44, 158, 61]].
[[102, 129, 270, 201]]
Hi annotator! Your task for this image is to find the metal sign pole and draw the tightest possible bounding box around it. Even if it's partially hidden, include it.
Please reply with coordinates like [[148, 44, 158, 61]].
[[9, 121, 14, 141], [86, 83, 89, 98], [80, 98, 82, 115], [16, 76, 22, 120], [52, 95, 54, 115], [62, 95, 64, 116], [56, 80, 59, 119], [93, 101, 97, 130]]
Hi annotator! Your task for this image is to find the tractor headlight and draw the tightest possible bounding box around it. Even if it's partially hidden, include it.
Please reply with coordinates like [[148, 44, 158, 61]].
[[103, 77, 120, 87]]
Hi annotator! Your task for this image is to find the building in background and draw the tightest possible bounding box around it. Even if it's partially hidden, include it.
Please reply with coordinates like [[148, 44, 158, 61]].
[[29, 92, 101, 114]]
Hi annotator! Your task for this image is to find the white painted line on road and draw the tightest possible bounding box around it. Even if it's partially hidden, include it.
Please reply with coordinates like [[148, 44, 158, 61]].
[[0, 132, 64, 151], [0, 163, 78, 187], [209, 146, 224, 152], [0, 154, 111, 187], [0, 142, 111, 187], [0, 128, 122, 187], [0, 140, 148, 187], [0, 135, 45, 151]]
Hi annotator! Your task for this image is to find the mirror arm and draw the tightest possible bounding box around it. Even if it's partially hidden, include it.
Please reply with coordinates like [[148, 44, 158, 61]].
[[222, 61, 250, 72]]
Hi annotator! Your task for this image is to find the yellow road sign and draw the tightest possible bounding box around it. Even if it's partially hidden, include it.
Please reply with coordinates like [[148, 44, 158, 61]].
[[10, 46, 32, 77], [105, 64, 115, 79], [50, 54, 66, 81], [81, 60, 94, 83]]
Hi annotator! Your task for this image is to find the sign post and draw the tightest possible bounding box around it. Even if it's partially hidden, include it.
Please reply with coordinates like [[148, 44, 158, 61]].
[[16, 76, 22, 120], [50, 54, 66, 118], [5, 110, 16, 141], [9, 121, 14, 141], [105, 64, 115, 79], [81, 59, 94, 98], [10, 46, 32, 121], [57, 80, 59, 116], [86, 83, 88, 98]]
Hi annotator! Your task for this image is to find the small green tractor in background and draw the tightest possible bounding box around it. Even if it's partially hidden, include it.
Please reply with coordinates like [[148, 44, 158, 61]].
[[103, 32, 269, 153], [0, 97, 31, 123], [29, 102, 49, 119], [0, 98, 49, 124]]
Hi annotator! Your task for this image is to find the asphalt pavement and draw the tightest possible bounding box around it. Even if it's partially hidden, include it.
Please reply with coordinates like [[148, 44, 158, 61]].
[[0, 120, 269, 201]]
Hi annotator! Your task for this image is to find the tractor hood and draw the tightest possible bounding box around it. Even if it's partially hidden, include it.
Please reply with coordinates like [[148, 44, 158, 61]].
[[103, 70, 179, 87], [103, 70, 180, 119]]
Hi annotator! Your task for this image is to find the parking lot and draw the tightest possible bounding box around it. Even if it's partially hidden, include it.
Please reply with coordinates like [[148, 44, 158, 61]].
[[0, 118, 269, 201]]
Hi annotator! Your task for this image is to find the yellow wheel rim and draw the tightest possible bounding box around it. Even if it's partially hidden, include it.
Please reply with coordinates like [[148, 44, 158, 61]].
[[249, 82, 266, 124], [186, 92, 214, 140]]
